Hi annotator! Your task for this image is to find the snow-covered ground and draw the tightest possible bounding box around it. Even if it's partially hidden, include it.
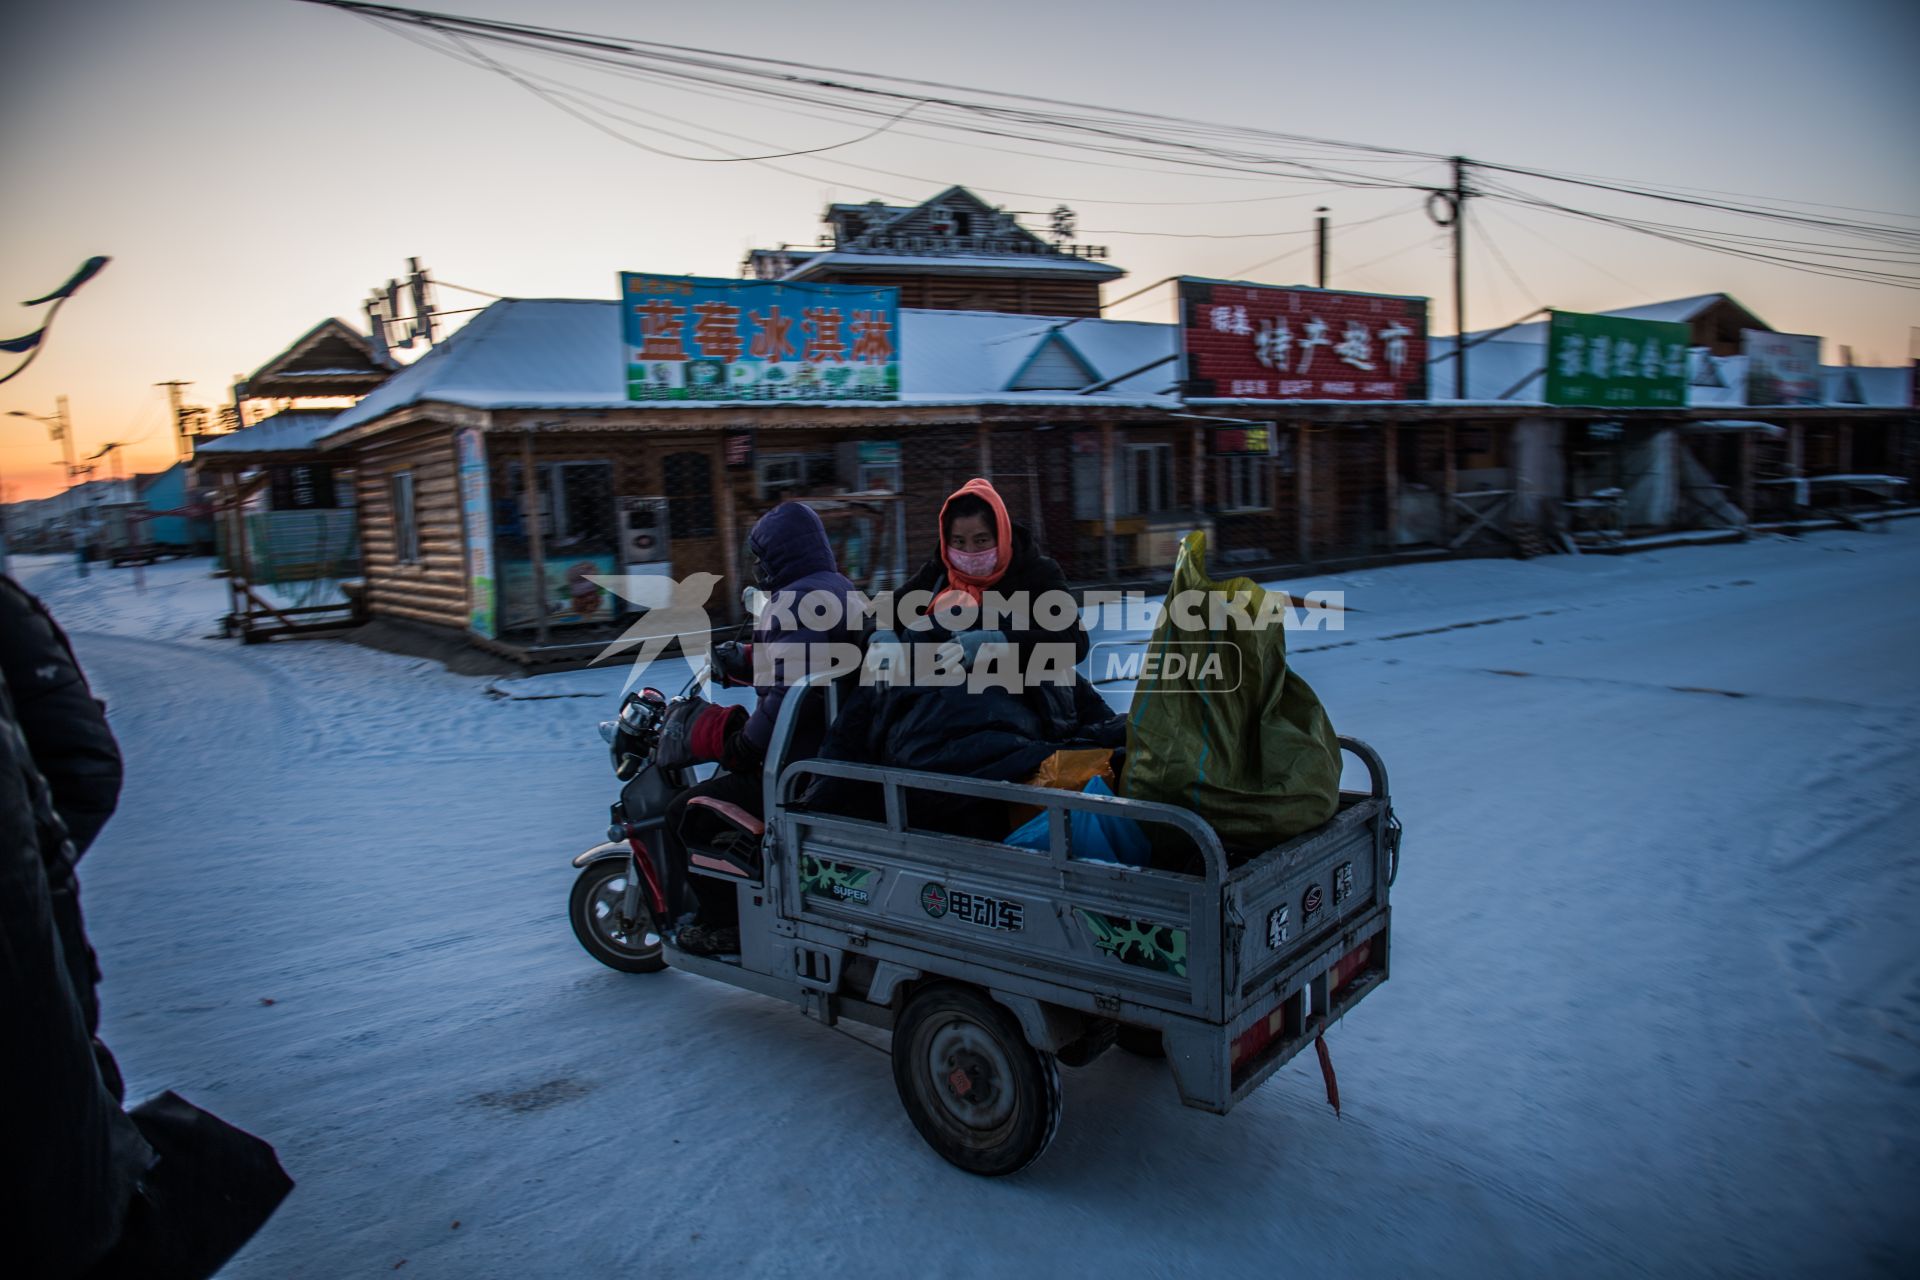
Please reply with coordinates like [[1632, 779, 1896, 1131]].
[[16, 526, 1920, 1277]]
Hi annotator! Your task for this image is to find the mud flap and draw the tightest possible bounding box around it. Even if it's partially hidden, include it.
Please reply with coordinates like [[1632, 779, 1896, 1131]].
[[1314, 1035, 1340, 1117]]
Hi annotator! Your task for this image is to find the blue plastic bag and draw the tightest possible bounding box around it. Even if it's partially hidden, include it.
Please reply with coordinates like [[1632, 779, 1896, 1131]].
[[1004, 776, 1151, 867]]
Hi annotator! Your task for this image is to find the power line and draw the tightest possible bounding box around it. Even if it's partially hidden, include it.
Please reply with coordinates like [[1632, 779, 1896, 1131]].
[[1477, 179, 1920, 290], [1482, 202, 1651, 298], [1469, 214, 1539, 311], [313, 1, 1437, 195], [303, 0, 1920, 316]]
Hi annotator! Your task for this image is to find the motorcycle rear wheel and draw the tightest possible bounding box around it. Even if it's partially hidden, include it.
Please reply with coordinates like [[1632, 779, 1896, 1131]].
[[569, 861, 666, 973], [892, 984, 1061, 1176]]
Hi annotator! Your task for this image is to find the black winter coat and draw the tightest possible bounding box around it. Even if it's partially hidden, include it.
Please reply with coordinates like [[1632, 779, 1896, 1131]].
[[0, 576, 123, 874]]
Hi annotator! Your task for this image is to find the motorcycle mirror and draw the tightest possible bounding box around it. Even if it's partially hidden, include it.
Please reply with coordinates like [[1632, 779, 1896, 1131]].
[[742, 585, 768, 619]]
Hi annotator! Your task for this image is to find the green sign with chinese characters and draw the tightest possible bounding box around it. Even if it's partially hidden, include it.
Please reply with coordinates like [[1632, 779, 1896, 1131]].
[[1544, 310, 1690, 408]]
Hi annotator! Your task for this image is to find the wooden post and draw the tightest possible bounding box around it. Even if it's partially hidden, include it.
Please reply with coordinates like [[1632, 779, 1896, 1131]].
[[716, 438, 740, 622], [1787, 421, 1805, 510], [1383, 424, 1400, 552], [1100, 422, 1118, 581], [976, 423, 993, 480], [1190, 422, 1205, 515], [1838, 421, 1854, 475], [1443, 422, 1458, 543], [236, 471, 258, 638], [520, 431, 549, 645], [222, 470, 241, 626], [1739, 428, 1755, 524], [1295, 423, 1313, 566]]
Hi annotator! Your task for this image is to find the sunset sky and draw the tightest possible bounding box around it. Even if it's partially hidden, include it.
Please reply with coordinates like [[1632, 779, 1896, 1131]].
[[2, 0, 1915, 501]]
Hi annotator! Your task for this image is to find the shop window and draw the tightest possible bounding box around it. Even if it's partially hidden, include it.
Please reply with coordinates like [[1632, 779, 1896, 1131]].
[[757, 451, 839, 500], [857, 459, 901, 492], [1214, 455, 1272, 512], [495, 460, 619, 633], [1070, 439, 1179, 517], [390, 471, 419, 565], [1453, 425, 1508, 471], [663, 451, 715, 538], [271, 464, 337, 510], [1123, 443, 1176, 515], [502, 461, 617, 553], [1072, 450, 1102, 519]]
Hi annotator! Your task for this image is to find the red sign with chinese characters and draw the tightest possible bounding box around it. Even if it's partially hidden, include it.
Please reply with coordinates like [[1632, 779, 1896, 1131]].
[[1179, 279, 1429, 401]]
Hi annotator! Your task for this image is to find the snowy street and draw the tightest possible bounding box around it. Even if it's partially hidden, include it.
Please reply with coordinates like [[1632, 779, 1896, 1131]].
[[20, 526, 1920, 1277]]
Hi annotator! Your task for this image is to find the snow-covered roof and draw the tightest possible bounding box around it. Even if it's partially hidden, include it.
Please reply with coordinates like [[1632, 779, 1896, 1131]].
[[1602, 294, 1730, 325], [321, 299, 1181, 440], [1400, 337, 1911, 408], [1424, 335, 1553, 402], [1452, 294, 1759, 350], [193, 410, 343, 456], [785, 251, 1121, 280], [909, 311, 1177, 396], [311, 294, 1907, 441]]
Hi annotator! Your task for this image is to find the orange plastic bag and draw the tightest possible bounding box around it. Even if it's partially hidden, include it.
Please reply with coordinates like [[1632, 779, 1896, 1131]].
[[1007, 748, 1115, 829]]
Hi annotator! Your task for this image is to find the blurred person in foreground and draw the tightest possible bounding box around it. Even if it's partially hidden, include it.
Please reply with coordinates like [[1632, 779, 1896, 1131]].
[[1, 575, 291, 1279]]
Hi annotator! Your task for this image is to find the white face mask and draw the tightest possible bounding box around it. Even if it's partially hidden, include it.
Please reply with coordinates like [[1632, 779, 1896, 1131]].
[[948, 545, 999, 577]]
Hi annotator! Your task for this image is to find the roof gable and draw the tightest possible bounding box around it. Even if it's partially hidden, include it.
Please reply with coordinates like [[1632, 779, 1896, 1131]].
[[243, 318, 394, 398], [1006, 331, 1098, 390]]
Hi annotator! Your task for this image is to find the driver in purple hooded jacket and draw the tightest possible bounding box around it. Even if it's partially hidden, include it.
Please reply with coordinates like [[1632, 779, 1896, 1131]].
[[656, 501, 864, 955]]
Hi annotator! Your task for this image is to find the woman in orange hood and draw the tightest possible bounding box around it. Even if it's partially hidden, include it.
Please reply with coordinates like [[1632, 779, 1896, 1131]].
[[897, 477, 1089, 671]]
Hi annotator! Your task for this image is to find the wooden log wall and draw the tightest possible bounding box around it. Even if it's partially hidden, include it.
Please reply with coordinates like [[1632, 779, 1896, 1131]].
[[807, 271, 1102, 318], [355, 423, 469, 630]]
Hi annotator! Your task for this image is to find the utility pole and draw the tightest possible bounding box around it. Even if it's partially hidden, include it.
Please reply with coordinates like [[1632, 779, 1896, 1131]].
[[157, 379, 193, 461], [1426, 159, 1473, 399], [1314, 207, 1329, 289], [1450, 157, 1470, 400]]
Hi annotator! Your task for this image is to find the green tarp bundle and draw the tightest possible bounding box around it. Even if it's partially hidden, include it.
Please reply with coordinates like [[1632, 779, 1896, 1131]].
[[1122, 531, 1341, 857]]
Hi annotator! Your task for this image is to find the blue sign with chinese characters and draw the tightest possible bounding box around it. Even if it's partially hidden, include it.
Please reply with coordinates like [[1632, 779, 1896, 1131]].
[[619, 272, 900, 401]]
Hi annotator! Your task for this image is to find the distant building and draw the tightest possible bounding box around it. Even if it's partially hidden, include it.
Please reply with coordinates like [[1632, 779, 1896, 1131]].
[[189, 318, 392, 636], [164, 186, 1915, 660], [743, 185, 1122, 318]]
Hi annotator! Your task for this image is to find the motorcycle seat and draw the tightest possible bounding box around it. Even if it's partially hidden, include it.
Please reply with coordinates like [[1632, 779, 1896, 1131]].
[[683, 797, 765, 880], [685, 796, 765, 837]]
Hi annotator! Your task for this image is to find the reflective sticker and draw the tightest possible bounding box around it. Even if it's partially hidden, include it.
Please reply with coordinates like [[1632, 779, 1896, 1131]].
[[800, 854, 875, 907], [1076, 909, 1188, 977]]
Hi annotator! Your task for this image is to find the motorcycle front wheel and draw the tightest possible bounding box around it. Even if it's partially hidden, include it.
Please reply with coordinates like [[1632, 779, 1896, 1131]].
[[569, 861, 666, 973]]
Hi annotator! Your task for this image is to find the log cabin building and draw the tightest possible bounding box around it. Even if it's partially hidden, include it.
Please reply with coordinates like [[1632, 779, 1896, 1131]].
[[190, 318, 392, 638]]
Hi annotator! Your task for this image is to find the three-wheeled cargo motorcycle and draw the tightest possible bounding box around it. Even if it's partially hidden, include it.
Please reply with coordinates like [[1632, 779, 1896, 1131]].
[[568, 666, 1399, 1175]]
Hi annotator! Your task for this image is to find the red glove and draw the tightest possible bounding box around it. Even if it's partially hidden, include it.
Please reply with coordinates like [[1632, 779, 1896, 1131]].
[[656, 698, 748, 770]]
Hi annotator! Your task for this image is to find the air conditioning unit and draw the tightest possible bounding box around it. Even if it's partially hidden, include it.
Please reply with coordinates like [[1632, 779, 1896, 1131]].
[[617, 495, 672, 580]]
